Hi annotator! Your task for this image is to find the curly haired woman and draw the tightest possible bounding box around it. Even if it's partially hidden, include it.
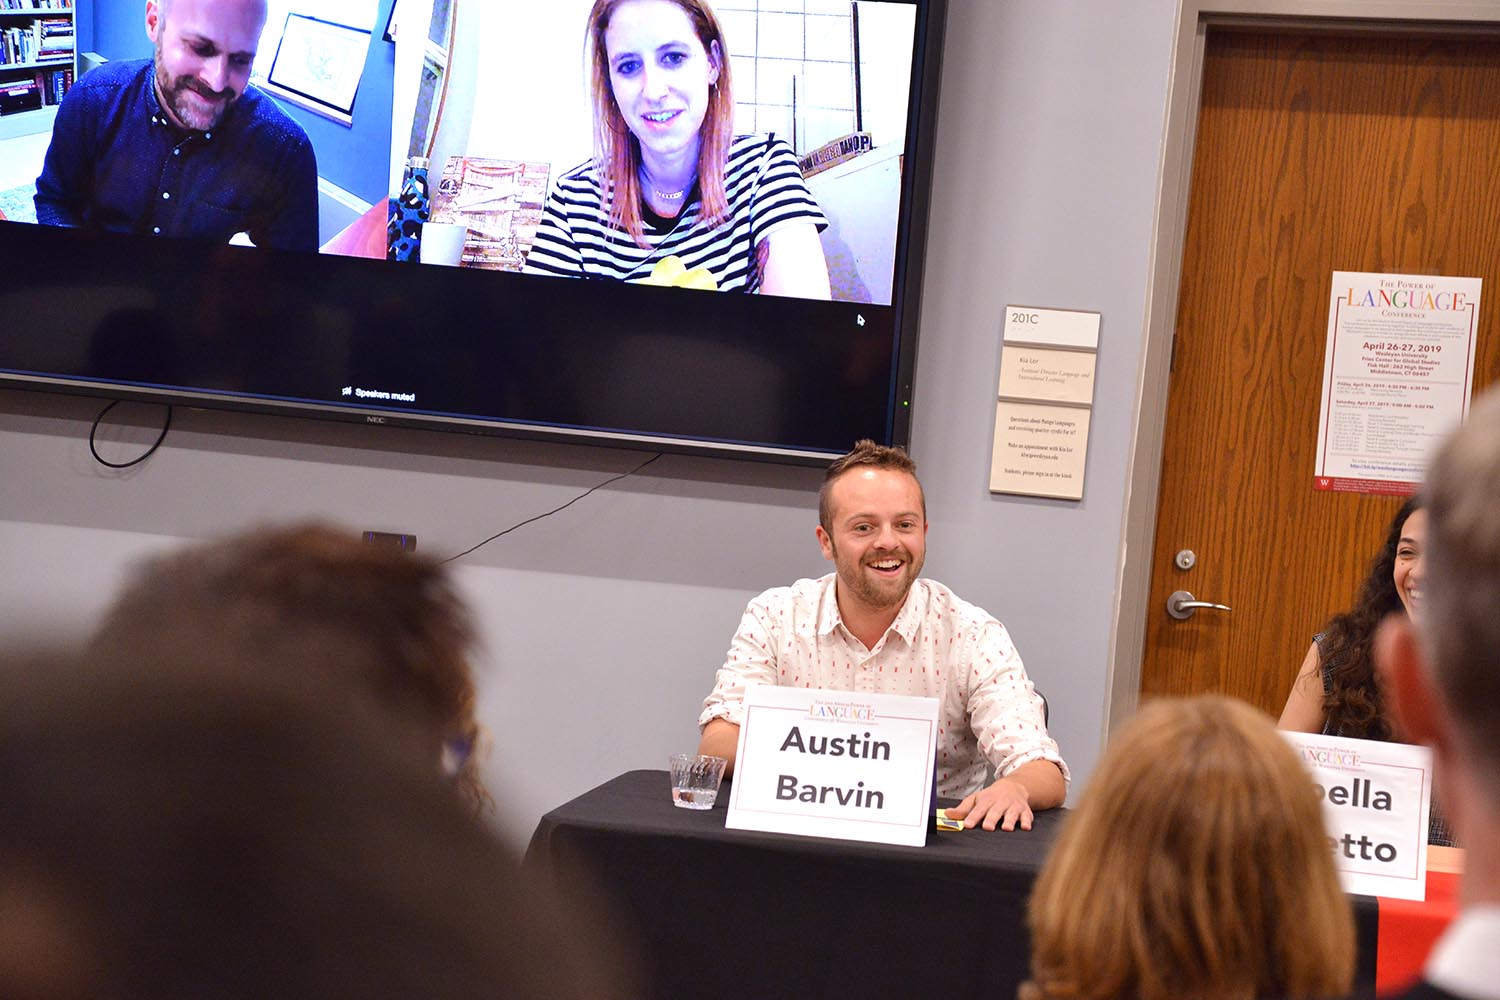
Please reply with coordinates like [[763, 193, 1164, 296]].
[[1278, 496, 1453, 844]]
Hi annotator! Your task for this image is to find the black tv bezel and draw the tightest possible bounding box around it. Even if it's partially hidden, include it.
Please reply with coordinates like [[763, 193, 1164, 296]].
[[0, 0, 947, 468]]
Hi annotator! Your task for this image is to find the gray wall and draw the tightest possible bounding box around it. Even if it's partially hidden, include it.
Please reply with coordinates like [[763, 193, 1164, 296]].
[[0, 0, 1178, 849]]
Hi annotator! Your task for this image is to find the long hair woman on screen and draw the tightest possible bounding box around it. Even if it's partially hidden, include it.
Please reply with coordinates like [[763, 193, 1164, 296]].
[[524, 0, 832, 298], [591, 0, 734, 242], [1020, 696, 1353, 1000]]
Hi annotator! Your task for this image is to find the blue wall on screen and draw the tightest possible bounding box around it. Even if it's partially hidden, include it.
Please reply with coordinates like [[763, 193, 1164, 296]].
[[286, 0, 395, 204], [79, 0, 394, 206], [74, 0, 94, 53], [80, 0, 152, 63]]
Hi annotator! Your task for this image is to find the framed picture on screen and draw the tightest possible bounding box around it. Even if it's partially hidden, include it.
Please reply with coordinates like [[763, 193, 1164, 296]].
[[267, 14, 372, 121]]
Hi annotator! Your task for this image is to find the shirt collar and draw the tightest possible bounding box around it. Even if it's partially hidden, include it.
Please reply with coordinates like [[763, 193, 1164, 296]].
[[1426, 905, 1500, 996], [815, 573, 925, 646], [142, 61, 169, 123]]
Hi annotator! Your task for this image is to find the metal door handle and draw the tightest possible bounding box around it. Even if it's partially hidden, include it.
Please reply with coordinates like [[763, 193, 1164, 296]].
[[1166, 590, 1232, 620]]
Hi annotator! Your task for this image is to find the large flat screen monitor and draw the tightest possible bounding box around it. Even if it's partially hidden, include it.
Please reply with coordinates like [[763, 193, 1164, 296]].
[[0, 0, 947, 463]]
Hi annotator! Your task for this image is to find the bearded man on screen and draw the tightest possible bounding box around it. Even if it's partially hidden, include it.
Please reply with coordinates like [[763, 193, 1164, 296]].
[[35, 0, 318, 251]]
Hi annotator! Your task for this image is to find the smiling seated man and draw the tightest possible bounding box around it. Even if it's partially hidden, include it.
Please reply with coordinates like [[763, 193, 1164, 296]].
[[698, 440, 1068, 831], [34, 0, 317, 251]]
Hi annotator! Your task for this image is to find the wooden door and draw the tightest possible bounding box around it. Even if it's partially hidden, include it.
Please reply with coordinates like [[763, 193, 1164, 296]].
[[1141, 28, 1500, 712]]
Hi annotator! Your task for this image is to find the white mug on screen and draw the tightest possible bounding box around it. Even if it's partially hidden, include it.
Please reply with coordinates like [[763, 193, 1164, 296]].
[[420, 222, 468, 266]]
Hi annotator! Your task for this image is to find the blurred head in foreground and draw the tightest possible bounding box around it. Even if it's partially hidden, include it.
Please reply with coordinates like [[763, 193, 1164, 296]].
[[1021, 695, 1353, 1000], [91, 523, 491, 815], [0, 644, 627, 1000], [1380, 386, 1500, 849]]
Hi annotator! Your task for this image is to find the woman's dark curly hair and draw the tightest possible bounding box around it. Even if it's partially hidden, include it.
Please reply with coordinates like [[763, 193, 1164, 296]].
[[1319, 497, 1422, 739]]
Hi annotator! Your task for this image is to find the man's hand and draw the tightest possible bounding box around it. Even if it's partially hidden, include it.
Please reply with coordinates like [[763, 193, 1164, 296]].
[[944, 759, 1065, 831], [947, 776, 1033, 831]]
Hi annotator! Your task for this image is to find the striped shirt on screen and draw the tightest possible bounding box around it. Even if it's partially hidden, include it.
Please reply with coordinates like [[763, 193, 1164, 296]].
[[522, 133, 827, 293]]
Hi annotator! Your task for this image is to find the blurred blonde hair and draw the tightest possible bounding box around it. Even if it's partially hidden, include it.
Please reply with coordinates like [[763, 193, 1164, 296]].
[[1020, 695, 1353, 1000]]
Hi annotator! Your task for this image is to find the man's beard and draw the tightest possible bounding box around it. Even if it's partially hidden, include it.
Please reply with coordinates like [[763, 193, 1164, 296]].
[[834, 543, 922, 612], [155, 60, 237, 131]]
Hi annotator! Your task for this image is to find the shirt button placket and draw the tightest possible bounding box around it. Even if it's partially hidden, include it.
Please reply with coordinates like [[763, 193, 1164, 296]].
[[156, 136, 183, 236]]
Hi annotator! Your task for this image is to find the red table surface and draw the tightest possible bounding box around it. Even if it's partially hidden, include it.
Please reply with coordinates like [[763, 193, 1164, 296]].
[[1376, 869, 1462, 994]]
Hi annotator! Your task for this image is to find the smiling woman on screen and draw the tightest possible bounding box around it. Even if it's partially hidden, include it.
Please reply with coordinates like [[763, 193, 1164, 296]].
[[523, 0, 832, 299]]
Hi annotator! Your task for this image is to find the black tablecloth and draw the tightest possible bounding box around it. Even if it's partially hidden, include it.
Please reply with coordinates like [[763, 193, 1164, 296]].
[[525, 769, 1381, 1000], [527, 769, 1063, 998]]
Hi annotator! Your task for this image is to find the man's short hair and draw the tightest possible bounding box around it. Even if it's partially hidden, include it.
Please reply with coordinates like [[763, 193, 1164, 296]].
[[818, 439, 924, 532], [91, 523, 490, 814], [1420, 387, 1500, 795]]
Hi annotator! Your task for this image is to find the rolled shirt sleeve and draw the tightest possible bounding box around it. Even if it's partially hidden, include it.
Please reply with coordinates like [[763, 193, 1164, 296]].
[[698, 596, 780, 729], [964, 619, 1070, 787]]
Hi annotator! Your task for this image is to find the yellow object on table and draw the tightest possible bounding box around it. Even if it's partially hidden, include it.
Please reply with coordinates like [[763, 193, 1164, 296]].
[[935, 808, 966, 832], [640, 255, 718, 290]]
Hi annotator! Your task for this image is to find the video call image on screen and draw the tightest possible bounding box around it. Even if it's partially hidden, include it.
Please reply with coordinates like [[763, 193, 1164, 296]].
[[388, 0, 918, 306], [2, 0, 391, 257], [0, 0, 937, 460], [4, 0, 918, 295]]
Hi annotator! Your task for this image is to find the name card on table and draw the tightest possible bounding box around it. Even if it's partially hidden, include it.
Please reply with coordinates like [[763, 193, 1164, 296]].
[[726, 685, 939, 848], [1283, 732, 1433, 900]]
